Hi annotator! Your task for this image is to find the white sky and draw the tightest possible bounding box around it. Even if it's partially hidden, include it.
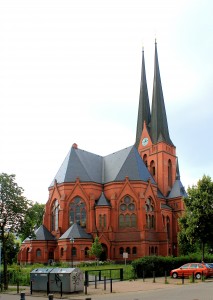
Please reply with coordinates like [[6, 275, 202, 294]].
[[0, 0, 213, 203]]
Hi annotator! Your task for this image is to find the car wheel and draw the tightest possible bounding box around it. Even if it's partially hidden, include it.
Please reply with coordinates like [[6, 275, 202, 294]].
[[195, 273, 201, 279], [172, 272, 178, 279]]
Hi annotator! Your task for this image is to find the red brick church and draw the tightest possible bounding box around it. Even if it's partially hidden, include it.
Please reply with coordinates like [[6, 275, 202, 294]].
[[18, 43, 186, 264]]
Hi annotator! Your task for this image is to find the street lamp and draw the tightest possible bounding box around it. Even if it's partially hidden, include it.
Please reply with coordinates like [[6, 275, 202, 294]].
[[70, 237, 74, 268]]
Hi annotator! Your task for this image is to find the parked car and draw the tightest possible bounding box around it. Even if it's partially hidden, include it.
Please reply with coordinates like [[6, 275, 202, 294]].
[[205, 263, 213, 275], [170, 262, 212, 279]]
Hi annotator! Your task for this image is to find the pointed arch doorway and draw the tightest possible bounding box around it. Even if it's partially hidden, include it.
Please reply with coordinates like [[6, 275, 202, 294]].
[[100, 244, 108, 261]]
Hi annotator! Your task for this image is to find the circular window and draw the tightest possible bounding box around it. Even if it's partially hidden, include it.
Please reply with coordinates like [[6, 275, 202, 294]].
[[120, 204, 127, 211], [128, 203, 135, 211], [124, 197, 131, 204]]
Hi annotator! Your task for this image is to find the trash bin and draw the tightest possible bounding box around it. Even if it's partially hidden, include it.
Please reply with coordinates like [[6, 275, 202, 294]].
[[49, 267, 84, 293], [30, 268, 53, 291]]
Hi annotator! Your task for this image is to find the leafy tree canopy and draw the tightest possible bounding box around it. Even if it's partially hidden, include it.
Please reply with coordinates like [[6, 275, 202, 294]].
[[88, 236, 103, 260], [179, 175, 213, 258], [19, 202, 45, 241], [0, 173, 31, 234]]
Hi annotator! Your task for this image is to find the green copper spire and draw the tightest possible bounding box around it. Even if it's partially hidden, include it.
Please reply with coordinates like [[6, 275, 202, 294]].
[[135, 48, 151, 147], [150, 42, 174, 146]]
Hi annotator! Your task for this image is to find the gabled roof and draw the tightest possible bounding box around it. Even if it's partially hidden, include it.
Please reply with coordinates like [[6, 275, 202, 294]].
[[168, 179, 187, 199], [96, 192, 111, 206], [168, 159, 187, 199], [135, 48, 151, 148], [50, 147, 103, 186], [50, 145, 155, 187], [150, 42, 174, 146], [59, 223, 93, 240]]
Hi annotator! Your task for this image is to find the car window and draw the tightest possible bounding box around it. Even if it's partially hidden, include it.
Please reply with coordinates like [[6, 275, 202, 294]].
[[198, 264, 205, 268], [181, 264, 190, 269], [190, 263, 198, 268]]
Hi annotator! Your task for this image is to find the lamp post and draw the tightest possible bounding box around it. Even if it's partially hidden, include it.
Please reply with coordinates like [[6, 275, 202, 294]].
[[70, 237, 74, 268]]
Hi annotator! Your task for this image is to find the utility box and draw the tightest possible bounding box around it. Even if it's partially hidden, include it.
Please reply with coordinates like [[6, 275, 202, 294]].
[[49, 268, 84, 293], [30, 268, 53, 291]]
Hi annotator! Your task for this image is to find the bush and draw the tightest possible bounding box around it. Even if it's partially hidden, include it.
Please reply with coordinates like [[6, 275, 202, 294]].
[[132, 254, 213, 278]]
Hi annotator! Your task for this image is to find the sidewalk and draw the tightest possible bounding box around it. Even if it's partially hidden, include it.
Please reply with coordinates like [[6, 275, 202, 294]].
[[2, 277, 199, 299]]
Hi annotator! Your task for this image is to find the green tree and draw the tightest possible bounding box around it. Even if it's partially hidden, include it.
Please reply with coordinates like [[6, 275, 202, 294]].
[[88, 236, 103, 264], [0, 173, 31, 290], [19, 202, 45, 241], [179, 175, 213, 260]]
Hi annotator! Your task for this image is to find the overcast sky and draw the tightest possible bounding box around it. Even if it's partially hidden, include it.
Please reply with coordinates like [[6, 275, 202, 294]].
[[0, 0, 213, 203]]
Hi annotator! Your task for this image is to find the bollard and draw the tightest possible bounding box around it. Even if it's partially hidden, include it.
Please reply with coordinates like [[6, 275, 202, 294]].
[[143, 270, 145, 282], [153, 271, 155, 283], [95, 275, 97, 289], [30, 280, 33, 295], [60, 281, 63, 297], [48, 294, 54, 300], [165, 271, 167, 284], [110, 278, 112, 293], [192, 272, 194, 283], [182, 273, 184, 284], [17, 280, 19, 294], [104, 276, 106, 290], [20, 292, 25, 300], [84, 281, 88, 295]]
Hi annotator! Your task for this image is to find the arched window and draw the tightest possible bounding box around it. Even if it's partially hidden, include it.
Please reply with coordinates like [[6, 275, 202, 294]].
[[98, 214, 107, 228], [143, 154, 148, 167], [60, 248, 64, 257], [126, 247, 131, 254], [168, 159, 172, 188], [145, 198, 155, 229], [166, 216, 170, 239], [155, 246, 158, 255], [85, 247, 89, 257], [119, 196, 137, 228], [69, 197, 86, 227], [150, 160, 156, 177], [72, 247, 77, 256], [132, 247, 137, 255], [51, 199, 59, 231], [36, 248, 41, 257], [119, 247, 124, 255]]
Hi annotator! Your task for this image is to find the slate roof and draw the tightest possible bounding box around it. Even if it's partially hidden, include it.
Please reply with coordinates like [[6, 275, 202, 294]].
[[150, 42, 174, 146], [168, 159, 187, 199], [96, 192, 111, 206], [59, 223, 93, 240], [50, 145, 155, 187], [135, 49, 151, 148], [25, 225, 56, 241], [168, 180, 187, 199]]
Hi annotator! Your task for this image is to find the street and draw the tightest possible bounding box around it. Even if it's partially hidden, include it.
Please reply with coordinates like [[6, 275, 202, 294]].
[[1, 281, 213, 300]]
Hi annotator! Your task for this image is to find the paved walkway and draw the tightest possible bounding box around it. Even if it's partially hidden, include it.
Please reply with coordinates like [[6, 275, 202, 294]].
[[1, 277, 206, 299]]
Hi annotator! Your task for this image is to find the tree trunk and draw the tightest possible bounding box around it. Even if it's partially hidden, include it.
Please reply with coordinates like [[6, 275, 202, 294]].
[[2, 226, 8, 290], [201, 241, 205, 262]]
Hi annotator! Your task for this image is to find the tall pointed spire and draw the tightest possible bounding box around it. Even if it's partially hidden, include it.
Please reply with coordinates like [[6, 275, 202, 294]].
[[150, 41, 173, 146], [135, 48, 151, 148]]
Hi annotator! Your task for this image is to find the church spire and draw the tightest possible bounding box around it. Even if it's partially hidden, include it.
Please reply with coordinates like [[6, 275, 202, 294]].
[[150, 41, 174, 146], [135, 48, 151, 148]]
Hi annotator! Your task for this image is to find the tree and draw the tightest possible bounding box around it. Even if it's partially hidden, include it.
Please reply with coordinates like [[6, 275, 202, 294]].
[[88, 236, 103, 264], [19, 202, 45, 241], [0, 173, 31, 290], [179, 175, 213, 260]]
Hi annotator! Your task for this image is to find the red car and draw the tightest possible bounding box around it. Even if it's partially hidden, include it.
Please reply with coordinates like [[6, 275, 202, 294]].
[[170, 263, 213, 279]]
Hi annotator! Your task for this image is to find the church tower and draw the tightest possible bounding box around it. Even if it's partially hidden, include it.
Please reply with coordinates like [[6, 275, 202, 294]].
[[136, 42, 177, 196]]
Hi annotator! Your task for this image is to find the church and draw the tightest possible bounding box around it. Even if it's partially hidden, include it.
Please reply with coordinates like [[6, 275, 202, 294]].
[[18, 43, 187, 264]]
